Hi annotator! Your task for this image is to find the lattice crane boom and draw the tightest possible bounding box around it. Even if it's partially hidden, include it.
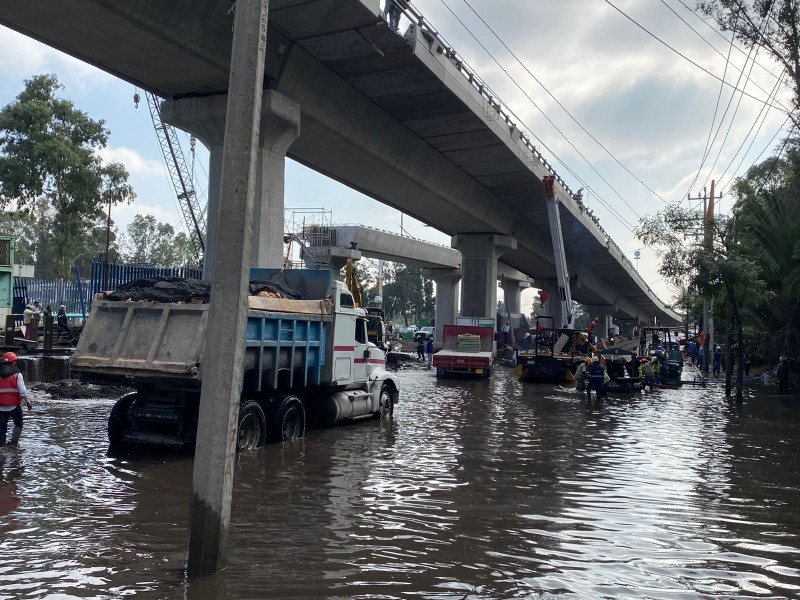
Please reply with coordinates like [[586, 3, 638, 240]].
[[145, 92, 206, 262]]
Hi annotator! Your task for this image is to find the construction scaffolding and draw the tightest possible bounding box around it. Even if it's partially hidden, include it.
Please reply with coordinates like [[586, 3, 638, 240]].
[[283, 208, 334, 269]]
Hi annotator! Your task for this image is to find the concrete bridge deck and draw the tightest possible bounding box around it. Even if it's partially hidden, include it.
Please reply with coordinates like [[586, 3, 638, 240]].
[[0, 0, 680, 325]]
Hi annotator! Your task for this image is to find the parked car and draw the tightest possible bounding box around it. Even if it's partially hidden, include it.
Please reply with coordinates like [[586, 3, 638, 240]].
[[413, 326, 435, 342]]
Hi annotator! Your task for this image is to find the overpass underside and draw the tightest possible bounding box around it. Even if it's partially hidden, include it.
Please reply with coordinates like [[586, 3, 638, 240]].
[[0, 0, 679, 325]]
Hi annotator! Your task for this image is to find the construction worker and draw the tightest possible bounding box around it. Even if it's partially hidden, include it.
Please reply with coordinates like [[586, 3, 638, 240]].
[[586, 356, 606, 400], [713, 345, 723, 376], [574, 357, 590, 392], [0, 352, 33, 447], [650, 352, 662, 383], [639, 358, 656, 391]]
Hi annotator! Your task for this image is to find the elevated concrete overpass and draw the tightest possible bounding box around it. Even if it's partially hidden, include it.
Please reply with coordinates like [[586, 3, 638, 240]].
[[300, 224, 534, 341], [0, 0, 680, 327]]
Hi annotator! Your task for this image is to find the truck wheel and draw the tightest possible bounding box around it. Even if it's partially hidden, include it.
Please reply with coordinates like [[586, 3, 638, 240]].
[[483, 368, 492, 379], [108, 392, 138, 446], [269, 395, 305, 443], [376, 384, 394, 419], [237, 400, 267, 451]]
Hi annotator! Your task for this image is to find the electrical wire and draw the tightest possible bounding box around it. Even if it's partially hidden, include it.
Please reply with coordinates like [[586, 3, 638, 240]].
[[605, 0, 790, 114], [671, 0, 787, 91], [718, 72, 787, 191], [683, 12, 739, 200], [458, 0, 669, 205]]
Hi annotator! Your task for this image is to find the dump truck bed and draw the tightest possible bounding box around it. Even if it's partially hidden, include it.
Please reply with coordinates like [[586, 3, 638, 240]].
[[71, 296, 332, 387]]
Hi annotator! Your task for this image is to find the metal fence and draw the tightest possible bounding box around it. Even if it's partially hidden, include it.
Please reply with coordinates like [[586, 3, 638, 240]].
[[89, 262, 202, 300], [20, 277, 91, 316], [17, 262, 203, 317]]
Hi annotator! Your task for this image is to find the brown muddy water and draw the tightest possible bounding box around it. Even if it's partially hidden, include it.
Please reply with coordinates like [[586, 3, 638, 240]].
[[1, 369, 799, 599]]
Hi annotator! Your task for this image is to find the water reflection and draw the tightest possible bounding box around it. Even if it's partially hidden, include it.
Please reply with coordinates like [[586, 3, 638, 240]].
[[0, 372, 797, 598]]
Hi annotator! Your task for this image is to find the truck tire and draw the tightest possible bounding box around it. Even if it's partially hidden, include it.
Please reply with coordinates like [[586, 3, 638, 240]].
[[108, 392, 138, 446], [375, 383, 394, 419], [237, 399, 267, 451], [269, 395, 305, 443]]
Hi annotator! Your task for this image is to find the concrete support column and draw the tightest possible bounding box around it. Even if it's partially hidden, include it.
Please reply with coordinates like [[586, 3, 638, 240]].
[[185, 0, 268, 577], [539, 283, 563, 330], [500, 279, 530, 314], [301, 246, 361, 277], [597, 314, 609, 340], [253, 92, 300, 269], [163, 90, 300, 278], [428, 268, 461, 344], [453, 234, 516, 319]]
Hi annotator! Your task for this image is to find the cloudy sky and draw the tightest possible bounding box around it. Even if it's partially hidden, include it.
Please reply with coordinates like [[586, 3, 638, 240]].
[[0, 0, 793, 314]]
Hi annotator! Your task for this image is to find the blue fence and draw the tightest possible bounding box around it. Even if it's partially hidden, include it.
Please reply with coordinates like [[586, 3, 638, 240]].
[[17, 263, 203, 318], [89, 262, 203, 301], [20, 277, 91, 316]]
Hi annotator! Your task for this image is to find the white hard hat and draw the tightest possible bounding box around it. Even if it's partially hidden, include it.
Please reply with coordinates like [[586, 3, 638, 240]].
[[780, 356, 787, 361], [591, 356, 599, 362]]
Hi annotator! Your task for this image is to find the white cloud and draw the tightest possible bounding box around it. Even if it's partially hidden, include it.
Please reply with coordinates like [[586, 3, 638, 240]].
[[0, 28, 112, 91], [98, 145, 165, 179]]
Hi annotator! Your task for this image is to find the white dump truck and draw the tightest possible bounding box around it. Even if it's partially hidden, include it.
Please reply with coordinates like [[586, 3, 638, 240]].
[[70, 269, 400, 450]]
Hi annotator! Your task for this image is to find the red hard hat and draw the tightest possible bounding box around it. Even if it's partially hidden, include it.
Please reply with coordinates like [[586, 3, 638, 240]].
[[640, 357, 649, 363], [1, 352, 18, 363]]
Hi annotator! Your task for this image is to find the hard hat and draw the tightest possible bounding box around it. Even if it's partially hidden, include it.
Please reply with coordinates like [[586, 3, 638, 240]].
[[640, 357, 649, 363], [591, 356, 599, 362], [780, 355, 787, 361], [1, 352, 18, 363]]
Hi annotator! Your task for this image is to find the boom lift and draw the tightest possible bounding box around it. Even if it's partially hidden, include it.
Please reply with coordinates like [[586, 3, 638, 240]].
[[543, 175, 574, 329]]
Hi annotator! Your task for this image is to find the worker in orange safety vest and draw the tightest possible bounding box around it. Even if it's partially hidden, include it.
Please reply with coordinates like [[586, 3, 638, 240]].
[[0, 352, 33, 447]]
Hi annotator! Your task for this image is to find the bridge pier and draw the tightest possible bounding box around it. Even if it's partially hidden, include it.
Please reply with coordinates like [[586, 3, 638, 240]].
[[428, 268, 461, 344], [453, 234, 516, 321], [301, 245, 361, 276], [538, 283, 564, 331], [162, 90, 300, 278], [500, 278, 530, 314]]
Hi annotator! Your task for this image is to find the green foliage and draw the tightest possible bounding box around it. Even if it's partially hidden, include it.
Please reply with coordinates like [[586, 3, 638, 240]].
[[0, 74, 135, 277], [121, 214, 192, 268], [382, 264, 434, 325]]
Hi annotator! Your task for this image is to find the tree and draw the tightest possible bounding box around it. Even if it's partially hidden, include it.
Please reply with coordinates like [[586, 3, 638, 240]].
[[121, 214, 192, 267], [637, 203, 761, 401], [697, 0, 800, 119], [729, 140, 800, 365], [0, 74, 135, 277], [383, 265, 434, 325]]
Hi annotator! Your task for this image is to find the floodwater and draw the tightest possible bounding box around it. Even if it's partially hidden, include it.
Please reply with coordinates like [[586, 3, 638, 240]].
[[1, 369, 799, 599]]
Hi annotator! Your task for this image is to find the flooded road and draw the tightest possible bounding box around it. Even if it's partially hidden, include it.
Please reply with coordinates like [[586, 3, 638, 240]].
[[1, 369, 799, 599]]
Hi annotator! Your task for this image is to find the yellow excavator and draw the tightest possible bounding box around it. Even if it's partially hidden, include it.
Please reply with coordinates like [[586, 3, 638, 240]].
[[345, 259, 387, 349]]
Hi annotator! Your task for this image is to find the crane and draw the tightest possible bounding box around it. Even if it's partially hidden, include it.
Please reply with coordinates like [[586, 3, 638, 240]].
[[141, 91, 206, 263]]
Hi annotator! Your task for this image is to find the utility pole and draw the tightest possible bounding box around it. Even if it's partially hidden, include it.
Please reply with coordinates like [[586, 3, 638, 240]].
[[186, 0, 269, 577], [706, 180, 715, 374]]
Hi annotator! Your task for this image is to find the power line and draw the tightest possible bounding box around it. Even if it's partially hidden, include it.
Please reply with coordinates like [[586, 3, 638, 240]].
[[605, 0, 790, 114], [458, 0, 669, 206], [683, 11, 739, 199], [718, 73, 786, 191], [671, 0, 787, 92]]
